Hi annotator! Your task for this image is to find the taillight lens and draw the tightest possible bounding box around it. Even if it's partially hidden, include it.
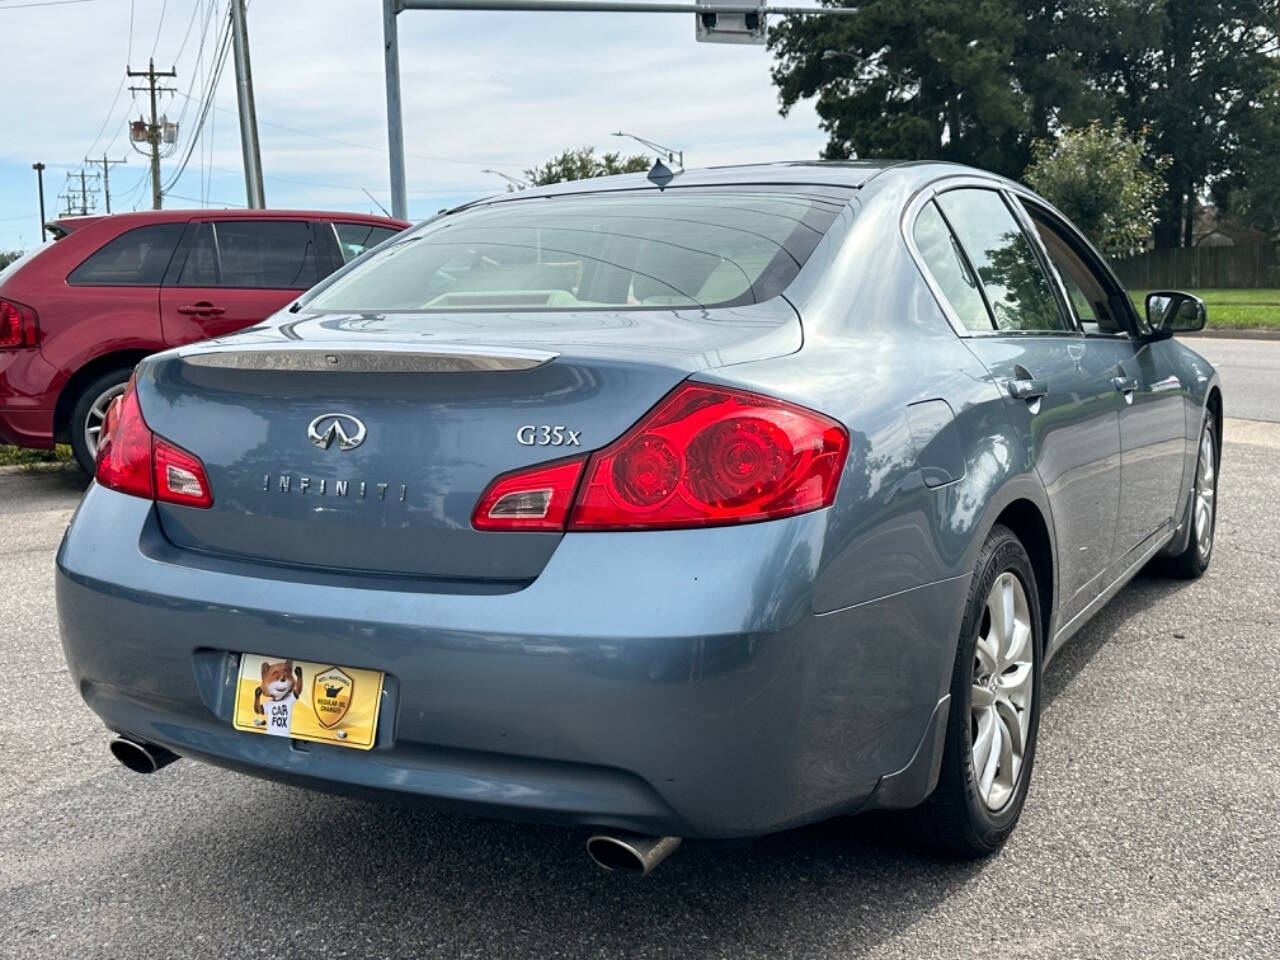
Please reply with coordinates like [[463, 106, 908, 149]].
[[472, 456, 586, 531], [95, 377, 213, 508], [471, 384, 848, 533], [0, 298, 39, 348]]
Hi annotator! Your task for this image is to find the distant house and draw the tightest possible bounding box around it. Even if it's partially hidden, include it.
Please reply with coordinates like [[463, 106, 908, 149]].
[[1193, 207, 1272, 247]]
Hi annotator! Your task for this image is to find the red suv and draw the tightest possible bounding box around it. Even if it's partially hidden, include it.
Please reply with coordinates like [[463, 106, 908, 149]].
[[0, 209, 406, 471]]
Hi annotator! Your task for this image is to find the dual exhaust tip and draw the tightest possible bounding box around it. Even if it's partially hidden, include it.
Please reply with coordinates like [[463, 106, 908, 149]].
[[110, 736, 681, 874]]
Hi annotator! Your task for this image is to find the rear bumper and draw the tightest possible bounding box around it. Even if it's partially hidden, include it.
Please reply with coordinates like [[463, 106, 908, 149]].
[[57, 485, 965, 838], [0, 350, 58, 447]]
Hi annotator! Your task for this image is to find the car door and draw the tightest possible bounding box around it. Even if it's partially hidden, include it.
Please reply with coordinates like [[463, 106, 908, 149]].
[[159, 218, 323, 346], [1016, 198, 1188, 565], [918, 186, 1124, 623]]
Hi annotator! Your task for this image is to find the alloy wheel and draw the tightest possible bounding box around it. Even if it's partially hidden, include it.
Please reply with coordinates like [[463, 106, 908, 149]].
[[1194, 426, 1216, 561], [971, 571, 1034, 811], [84, 381, 126, 461]]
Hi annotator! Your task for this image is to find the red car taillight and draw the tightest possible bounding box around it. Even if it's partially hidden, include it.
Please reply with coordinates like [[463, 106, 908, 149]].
[[471, 384, 848, 532], [95, 377, 213, 508], [0, 298, 39, 348]]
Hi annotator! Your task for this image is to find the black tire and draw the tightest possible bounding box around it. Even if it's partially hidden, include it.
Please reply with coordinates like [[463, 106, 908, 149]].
[[68, 367, 133, 475], [1159, 414, 1217, 580], [922, 524, 1043, 858]]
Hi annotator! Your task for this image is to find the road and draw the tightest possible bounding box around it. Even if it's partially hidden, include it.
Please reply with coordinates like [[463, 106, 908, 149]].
[[1189, 336, 1280, 422], [3, 343, 1278, 959]]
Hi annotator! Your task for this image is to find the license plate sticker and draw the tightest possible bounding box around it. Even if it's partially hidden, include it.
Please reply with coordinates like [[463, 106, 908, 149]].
[[232, 654, 385, 750]]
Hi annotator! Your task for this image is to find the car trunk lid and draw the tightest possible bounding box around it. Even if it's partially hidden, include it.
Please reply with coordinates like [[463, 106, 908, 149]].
[[135, 303, 799, 582]]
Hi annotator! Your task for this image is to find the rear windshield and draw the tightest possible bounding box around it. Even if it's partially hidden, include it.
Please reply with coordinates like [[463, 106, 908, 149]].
[[304, 187, 851, 312]]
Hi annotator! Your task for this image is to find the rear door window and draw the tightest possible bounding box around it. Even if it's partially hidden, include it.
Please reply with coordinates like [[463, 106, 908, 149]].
[[333, 223, 399, 263], [306, 187, 852, 312], [67, 223, 185, 286], [936, 189, 1069, 333], [173, 220, 319, 289], [913, 202, 993, 332]]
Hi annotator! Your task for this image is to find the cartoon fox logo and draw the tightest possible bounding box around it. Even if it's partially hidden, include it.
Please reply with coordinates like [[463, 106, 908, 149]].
[[254, 659, 303, 715]]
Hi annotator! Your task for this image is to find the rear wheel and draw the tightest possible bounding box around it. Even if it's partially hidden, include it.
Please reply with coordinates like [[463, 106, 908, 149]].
[[1160, 415, 1217, 579], [923, 525, 1042, 858], [69, 368, 131, 475]]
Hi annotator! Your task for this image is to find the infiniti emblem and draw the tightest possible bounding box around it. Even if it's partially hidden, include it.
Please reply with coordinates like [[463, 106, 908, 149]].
[[307, 413, 366, 451]]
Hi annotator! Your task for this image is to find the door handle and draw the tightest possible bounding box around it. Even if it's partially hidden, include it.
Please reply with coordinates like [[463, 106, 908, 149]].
[[1112, 375, 1138, 394], [176, 302, 225, 317], [1007, 378, 1049, 402]]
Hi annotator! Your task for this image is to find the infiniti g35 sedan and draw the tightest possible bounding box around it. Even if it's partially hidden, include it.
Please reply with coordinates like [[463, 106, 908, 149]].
[[56, 161, 1221, 874]]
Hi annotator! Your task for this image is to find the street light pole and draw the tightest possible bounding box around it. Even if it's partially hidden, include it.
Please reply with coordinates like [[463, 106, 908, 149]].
[[32, 162, 47, 242], [383, 0, 408, 220]]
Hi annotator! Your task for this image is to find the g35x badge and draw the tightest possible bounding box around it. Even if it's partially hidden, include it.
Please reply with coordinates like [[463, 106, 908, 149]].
[[516, 425, 581, 447]]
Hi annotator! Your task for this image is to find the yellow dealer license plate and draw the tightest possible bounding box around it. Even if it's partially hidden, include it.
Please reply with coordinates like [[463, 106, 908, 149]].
[[232, 654, 384, 750]]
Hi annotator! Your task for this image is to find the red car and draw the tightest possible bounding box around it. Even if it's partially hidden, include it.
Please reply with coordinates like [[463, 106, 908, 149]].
[[0, 209, 406, 471]]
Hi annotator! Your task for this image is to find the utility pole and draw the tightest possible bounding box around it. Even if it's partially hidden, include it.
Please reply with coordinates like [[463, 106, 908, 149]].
[[58, 170, 98, 217], [127, 59, 178, 210], [32, 162, 47, 241], [382, 0, 407, 220], [86, 155, 128, 214], [229, 0, 266, 208]]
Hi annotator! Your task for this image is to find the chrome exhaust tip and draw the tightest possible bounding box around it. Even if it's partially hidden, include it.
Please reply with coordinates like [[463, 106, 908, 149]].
[[586, 832, 682, 876], [109, 736, 180, 774]]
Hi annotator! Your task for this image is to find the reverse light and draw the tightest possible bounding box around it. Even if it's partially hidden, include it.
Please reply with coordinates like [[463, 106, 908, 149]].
[[472, 456, 586, 531], [471, 384, 849, 533], [95, 376, 213, 508], [0, 298, 39, 348]]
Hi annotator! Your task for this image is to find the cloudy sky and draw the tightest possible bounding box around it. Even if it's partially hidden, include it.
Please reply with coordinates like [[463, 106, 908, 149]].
[[0, 0, 830, 251]]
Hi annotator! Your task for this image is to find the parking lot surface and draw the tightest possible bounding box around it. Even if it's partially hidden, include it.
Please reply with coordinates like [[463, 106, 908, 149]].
[[2, 368, 1278, 958]]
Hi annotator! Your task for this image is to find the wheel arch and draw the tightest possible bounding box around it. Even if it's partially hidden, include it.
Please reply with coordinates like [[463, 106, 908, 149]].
[[53, 349, 153, 443], [989, 498, 1055, 654]]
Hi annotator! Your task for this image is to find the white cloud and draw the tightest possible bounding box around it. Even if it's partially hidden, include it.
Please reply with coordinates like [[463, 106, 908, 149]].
[[0, 0, 828, 246]]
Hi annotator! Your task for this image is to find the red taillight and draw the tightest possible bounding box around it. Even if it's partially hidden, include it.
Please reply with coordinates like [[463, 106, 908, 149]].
[[0, 298, 39, 348], [472, 456, 586, 531], [95, 377, 213, 508], [471, 384, 849, 533]]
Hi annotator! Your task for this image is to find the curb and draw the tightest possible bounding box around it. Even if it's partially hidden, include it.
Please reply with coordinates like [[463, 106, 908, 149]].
[[1187, 329, 1280, 341]]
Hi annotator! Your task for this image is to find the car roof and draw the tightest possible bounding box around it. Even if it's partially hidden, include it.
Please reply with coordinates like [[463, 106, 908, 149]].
[[52, 209, 408, 229], [466, 159, 1015, 207]]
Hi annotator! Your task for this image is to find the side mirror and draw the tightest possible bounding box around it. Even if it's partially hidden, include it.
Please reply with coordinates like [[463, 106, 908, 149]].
[[1144, 291, 1207, 339]]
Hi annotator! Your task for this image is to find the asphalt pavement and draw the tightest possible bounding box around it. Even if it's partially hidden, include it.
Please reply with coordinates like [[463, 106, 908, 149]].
[[2, 338, 1278, 959], [1188, 336, 1280, 422]]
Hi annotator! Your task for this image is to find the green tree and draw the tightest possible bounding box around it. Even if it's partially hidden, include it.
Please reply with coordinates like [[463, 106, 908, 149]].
[[1083, 1, 1280, 248], [1210, 78, 1280, 236], [1024, 122, 1170, 258], [768, 1, 1098, 178], [770, 0, 1280, 248], [524, 147, 651, 186], [0, 250, 23, 271]]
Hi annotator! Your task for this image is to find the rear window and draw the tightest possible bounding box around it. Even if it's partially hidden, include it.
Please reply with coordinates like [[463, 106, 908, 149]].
[[67, 223, 184, 286], [305, 187, 851, 312]]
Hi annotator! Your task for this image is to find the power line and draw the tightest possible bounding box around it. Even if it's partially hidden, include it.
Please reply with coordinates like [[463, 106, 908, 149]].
[[149, 0, 169, 58], [162, 8, 233, 193], [0, 0, 96, 10]]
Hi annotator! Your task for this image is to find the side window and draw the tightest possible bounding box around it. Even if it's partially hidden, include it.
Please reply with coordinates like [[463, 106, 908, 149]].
[[176, 222, 218, 286], [67, 223, 184, 286], [913, 202, 993, 332], [1021, 203, 1128, 336], [213, 221, 319, 288], [333, 223, 398, 264], [936, 189, 1069, 333]]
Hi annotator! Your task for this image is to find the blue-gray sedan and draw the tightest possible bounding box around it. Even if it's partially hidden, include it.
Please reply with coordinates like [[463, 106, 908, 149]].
[[57, 161, 1221, 873]]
